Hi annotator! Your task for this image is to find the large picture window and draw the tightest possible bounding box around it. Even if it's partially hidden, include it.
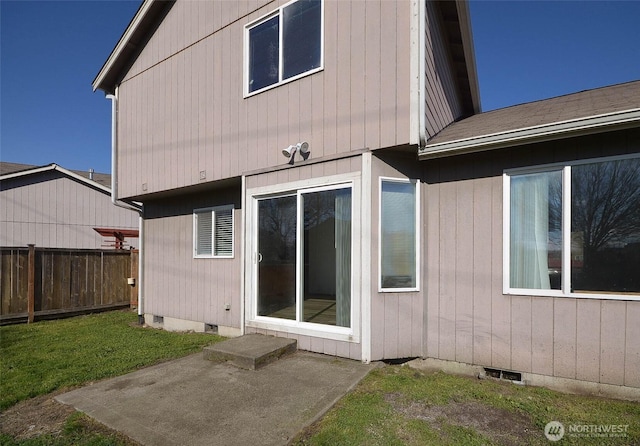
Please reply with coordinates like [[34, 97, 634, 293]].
[[245, 0, 322, 95], [379, 178, 419, 291], [194, 205, 234, 258], [505, 156, 640, 299]]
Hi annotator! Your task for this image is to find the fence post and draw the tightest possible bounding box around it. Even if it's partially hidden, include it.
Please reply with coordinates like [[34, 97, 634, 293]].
[[27, 244, 35, 323]]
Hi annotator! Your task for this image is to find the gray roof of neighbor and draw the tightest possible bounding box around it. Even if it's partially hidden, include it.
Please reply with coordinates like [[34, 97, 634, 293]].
[[427, 80, 640, 146], [0, 162, 112, 188]]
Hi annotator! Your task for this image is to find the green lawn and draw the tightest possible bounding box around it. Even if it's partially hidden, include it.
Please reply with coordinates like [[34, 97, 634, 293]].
[[2, 312, 639, 446], [293, 366, 640, 446], [0, 310, 222, 410]]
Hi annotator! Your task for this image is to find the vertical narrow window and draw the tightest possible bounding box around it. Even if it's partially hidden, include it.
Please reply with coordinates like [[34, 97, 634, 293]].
[[194, 206, 234, 258], [380, 179, 419, 291]]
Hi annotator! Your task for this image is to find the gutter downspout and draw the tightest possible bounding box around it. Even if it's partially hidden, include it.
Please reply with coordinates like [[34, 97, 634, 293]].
[[106, 88, 145, 325], [418, 0, 427, 150]]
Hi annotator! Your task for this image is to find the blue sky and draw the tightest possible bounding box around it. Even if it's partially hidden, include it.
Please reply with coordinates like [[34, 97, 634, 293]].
[[1, 1, 639, 174]]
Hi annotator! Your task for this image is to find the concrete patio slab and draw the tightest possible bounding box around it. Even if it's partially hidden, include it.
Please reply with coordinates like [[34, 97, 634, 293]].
[[56, 351, 377, 446]]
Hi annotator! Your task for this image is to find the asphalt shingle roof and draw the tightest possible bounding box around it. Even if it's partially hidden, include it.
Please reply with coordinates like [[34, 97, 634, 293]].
[[427, 80, 640, 146], [0, 162, 111, 188]]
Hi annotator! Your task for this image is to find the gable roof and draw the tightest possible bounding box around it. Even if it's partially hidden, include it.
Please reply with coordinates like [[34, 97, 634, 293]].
[[93, 0, 174, 94], [0, 163, 112, 192], [421, 80, 640, 159]]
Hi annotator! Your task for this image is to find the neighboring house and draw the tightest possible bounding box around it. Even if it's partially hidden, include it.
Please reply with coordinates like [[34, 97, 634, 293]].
[[93, 0, 639, 398], [0, 163, 139, 249]]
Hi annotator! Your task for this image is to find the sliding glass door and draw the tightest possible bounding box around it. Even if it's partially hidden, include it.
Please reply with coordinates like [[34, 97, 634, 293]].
[[256, 185, 352, 328]]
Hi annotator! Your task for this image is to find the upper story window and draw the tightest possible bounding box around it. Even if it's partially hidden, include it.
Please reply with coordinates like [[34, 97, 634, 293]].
[[194, 205, 234, 258], [245, 0, 323, 96], [504, 155, 640, 300]]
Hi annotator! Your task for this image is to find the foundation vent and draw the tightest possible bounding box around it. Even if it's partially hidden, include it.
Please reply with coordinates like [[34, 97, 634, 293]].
[[484, 367, 522, 383], [153, 315, 164, 324], [205, 323, 218, 334]]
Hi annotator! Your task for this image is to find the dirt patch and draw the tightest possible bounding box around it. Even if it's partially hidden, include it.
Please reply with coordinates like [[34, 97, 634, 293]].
[[0, 393, 139, 444], [385, 393, 543, 445], [0, 393, 74, 440]]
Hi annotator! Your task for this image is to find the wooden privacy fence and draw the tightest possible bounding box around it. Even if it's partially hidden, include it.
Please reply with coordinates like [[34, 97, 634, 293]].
[[0, 245, 138, 324]]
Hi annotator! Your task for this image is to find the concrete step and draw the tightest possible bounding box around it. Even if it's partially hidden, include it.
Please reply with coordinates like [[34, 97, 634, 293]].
[[203, 334, 297, 370]]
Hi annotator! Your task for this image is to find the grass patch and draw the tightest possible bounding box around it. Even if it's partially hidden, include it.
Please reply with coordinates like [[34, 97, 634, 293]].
[[0, 310, 222, 410], [293, 366, 640, 446]]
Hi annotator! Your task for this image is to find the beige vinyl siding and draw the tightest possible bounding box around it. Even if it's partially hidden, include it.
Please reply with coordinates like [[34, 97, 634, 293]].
[[423, 128, 640, 388], [425, 0, 464, 139], [116, 0, 412, 199], [142, 185, 241, 328], [369, 153, 423, 361], [0, 172, 138, 249]]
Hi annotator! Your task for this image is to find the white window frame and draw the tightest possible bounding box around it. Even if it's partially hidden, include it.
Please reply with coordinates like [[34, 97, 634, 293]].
[[378, 177, 420, 293], [243, 0, 324, 97], [244, 172, 361, 343], [503, 153, 640, 301], [193, 205, 234, 259]]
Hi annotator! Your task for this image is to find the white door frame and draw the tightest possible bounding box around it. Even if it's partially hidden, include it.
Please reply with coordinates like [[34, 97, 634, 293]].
[[243, 172, 362, 343]]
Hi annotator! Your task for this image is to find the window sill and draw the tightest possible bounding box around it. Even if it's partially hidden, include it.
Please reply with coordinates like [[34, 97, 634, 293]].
[[244, 67, 323, 99], [379, 288, 420, 293], [505, 288, 640, 301], [194, 255, 234, 259]]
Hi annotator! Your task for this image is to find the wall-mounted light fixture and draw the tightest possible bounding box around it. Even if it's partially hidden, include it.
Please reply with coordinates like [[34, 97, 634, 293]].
[[282, 144, 297, 159], [282, 141, 310, 165]]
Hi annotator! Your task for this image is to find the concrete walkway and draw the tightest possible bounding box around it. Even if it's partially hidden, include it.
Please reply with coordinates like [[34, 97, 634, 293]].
[[56, 351, 376, 446]]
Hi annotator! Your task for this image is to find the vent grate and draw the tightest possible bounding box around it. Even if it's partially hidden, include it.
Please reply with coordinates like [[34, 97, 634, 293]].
[[483, 367, 522, 382]]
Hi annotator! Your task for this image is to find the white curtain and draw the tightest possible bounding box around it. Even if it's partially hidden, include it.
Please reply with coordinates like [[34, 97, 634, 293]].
[[335, 190, 351, 327], [510, 173, 551, 289]]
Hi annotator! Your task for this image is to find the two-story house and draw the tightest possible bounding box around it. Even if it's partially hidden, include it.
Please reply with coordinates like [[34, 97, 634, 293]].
[[94, 0, 639, 399]]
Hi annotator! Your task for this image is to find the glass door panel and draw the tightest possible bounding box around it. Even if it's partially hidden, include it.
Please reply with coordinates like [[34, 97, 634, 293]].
[[255, 185, 352, 328], [257, 196, 297, 319], [302, 187, 351, 327]]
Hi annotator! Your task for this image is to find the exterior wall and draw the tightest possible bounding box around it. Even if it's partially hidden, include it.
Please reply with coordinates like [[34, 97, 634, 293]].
[[116, 0, 412, 199], [426, 0, 465, 139], [0, 171, 138, 249], [142, 184, 242, 330], [369, 152, 424, 360], [422, 128, 640, 388]]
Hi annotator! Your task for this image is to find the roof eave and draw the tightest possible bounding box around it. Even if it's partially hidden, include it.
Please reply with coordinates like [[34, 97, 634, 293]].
[[93, 0, 173, 94], [455, 0, 481, 113], [419, 108, 640, 159]]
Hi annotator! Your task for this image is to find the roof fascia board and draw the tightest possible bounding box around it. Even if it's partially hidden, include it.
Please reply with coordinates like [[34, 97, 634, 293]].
[[0, 164, 112, 194], [0, 164, 56, 180], [455, 0, 481, 113], [419, 108, 640, 159], [92, 0, 155, 92]]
